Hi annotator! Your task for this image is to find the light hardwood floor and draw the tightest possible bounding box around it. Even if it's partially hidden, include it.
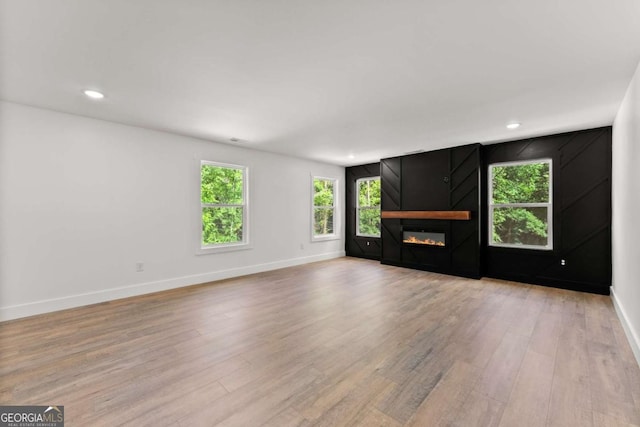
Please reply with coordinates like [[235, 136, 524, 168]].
[[1, 257, 639, 426]]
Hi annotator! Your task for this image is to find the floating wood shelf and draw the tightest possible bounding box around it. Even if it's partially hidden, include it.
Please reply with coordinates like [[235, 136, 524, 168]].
[[381, 210, 472, 220]]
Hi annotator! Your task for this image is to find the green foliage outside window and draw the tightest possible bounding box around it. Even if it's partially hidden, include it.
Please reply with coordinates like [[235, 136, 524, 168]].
[[314, 178, 335, 236], [357, 178, 381, 237], [491, 161, 550, 247], [201, 164, 245, 245]]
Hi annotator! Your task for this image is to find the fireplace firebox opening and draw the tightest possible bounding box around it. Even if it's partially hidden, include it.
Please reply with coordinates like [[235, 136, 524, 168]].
[[402, 230, 446, 247]]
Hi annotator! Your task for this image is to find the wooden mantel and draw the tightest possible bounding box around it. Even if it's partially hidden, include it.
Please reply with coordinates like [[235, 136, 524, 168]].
[[381, 210, 471, 220]]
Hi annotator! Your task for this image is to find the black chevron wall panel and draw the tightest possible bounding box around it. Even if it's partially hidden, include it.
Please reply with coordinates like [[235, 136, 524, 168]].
[[380, 144, 482, 278], [350, 127, 610, 294], [381, 219, 402, 264], [482, 127, 612, 294], [449, 144, 481, 278], [380, 157, 402, 263], [381, 158, 401, 211]]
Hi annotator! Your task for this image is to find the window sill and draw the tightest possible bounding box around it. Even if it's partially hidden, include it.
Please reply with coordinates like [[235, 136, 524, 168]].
[[196, 242, 252, 255], [312, 234, 340, 243], [488, 243, 553, 252]]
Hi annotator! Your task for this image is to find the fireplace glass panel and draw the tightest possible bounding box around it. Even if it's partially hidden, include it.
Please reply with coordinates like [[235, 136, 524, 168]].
[[403, 231, 445, 247]]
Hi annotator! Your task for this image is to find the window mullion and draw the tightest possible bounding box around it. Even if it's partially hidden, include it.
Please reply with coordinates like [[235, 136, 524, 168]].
[[492, 202, 551, 208], [202, 203, 244, 208]]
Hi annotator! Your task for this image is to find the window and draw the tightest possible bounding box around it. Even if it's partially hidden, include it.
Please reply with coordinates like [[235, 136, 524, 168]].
[[356, 177, 381, 237], [312, 176, 338, 240], [489, 159, 552, 250], [200, 161, 248, 251]]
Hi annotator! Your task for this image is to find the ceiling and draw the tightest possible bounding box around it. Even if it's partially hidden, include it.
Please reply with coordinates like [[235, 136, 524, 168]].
[[2, 1, 640, 166]]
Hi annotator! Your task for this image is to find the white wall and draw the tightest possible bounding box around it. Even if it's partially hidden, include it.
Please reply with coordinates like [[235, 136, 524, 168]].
[[612, 60, 640, 365], [0, 101, 345, 320]]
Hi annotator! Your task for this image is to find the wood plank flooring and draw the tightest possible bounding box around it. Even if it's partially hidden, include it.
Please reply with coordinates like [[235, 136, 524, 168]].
[[1, 257, 639, 426]]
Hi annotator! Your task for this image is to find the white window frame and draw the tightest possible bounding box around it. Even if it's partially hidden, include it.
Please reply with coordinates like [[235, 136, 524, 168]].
[[311, 175, 339, 242], [198, 160, 250, 254], [488, 158, 553, 250], [356, 176, 381, 238]]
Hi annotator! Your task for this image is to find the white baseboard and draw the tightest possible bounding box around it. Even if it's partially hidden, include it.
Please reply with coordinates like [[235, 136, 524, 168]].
[[611, 286, 640, 369], [0, 251, 345, 322]]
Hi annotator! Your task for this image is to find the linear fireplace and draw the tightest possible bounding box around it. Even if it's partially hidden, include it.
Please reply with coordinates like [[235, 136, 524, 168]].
[[402, 230, 446, 247]]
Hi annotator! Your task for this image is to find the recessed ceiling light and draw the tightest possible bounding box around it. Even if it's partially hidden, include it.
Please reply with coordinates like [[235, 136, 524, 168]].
[[230, 138, 239, 142], [347, 154, 355, 159], [83, 90, 104, 99], [506, 122, 521, 130]]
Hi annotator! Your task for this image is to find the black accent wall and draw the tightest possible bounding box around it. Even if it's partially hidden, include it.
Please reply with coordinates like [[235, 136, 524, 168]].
[[482, 127, 612, 294], [380, 144, 482, 279], [345, 127, 611, 295], [380, 157, 402, 264], [345, 162, 381, 260]]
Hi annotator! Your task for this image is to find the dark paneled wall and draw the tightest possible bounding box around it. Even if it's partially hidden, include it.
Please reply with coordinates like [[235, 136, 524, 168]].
[[345, 163, 381, 260], [347, 127, 611, 294], [380, 157, 402, 264], [482, 127, 612, 294], [381, 158, 401, 211], [449, 145, 482, 278], [380, 144, 482, 278], [401, 149, 449, 210]]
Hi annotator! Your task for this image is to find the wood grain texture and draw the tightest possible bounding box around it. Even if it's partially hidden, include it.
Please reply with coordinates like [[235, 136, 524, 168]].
[[0, 257, 638, 426], [497, 350, 555, 427], [381, 210, 471, 220]]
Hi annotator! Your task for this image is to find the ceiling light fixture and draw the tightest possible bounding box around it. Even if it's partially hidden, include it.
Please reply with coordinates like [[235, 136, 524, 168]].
[[506, 122, 521, 130], [83, 89, 104, 99], [347, 154, 355, 159]]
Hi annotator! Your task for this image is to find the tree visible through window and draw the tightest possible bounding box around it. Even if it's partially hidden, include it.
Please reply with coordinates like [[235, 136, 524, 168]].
[[356, 177, 381, 237], [313, 177, 336, 238], [489, 159, 552, 249], [201, 161, 247, 248]]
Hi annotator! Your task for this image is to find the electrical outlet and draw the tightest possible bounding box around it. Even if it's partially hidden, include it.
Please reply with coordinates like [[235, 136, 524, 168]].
[[560, 259, 566, 266], [136, 262, 144, 272]]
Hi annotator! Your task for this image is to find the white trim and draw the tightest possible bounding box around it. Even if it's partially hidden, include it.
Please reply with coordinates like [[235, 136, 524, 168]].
[[311, 234, 341, 242], [611, 286, 640, 369], [196, 241, 253, 255], [488, 158, 553, 250], [0, 251, 346, 322], [311, 175, 339, 242], [198, 160, 250, 254]]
